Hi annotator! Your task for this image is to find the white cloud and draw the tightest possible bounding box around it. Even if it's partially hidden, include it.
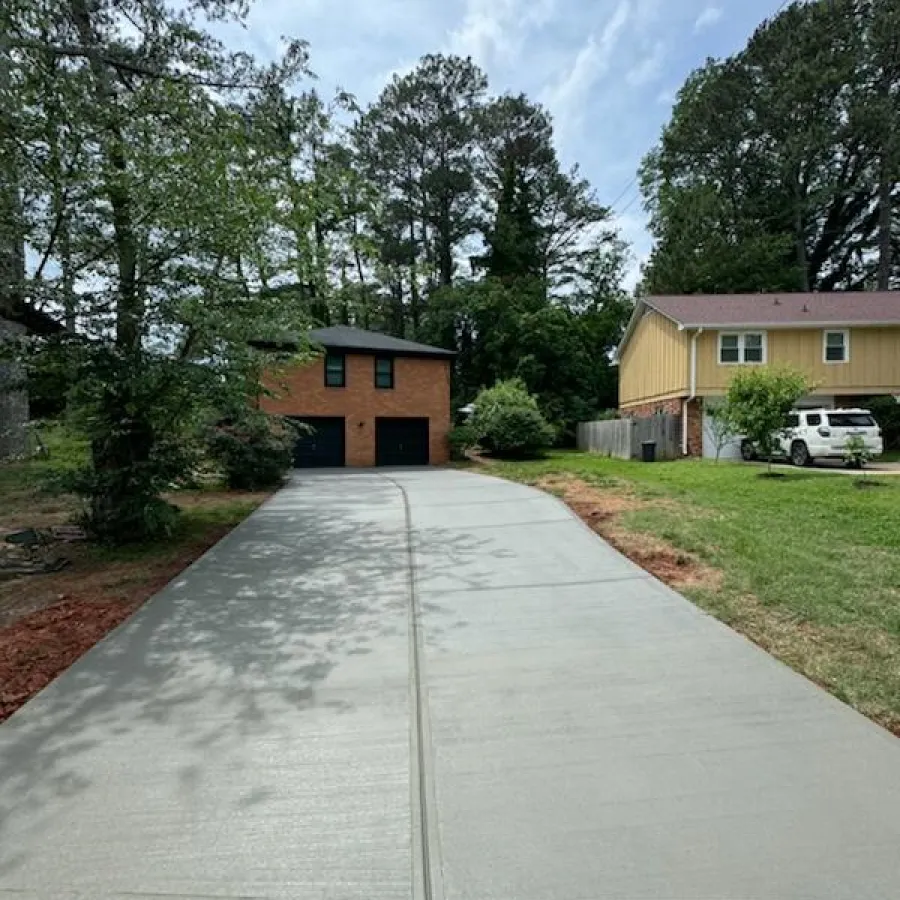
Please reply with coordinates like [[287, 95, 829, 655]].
[[540, 1, 630, 145], [626, 41, 665, 86], [448, 0, 556, 66], [694, 5, 723, 32]]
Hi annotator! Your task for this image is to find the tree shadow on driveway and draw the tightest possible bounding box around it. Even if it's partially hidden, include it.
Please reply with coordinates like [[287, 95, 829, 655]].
[[0, 472, 487, 883]]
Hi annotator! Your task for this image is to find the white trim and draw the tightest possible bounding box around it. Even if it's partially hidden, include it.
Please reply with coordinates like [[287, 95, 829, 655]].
[[684, 328, 703, 455], [718, 331, 767, 365], [823, 328, 850, 364]]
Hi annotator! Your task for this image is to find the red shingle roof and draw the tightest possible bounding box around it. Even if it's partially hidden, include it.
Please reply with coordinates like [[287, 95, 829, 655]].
[[645, 292, 900, 327]]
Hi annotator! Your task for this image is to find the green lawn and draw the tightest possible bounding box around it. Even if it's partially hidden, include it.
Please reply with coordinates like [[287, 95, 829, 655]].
[[486, 451, 900, 735]]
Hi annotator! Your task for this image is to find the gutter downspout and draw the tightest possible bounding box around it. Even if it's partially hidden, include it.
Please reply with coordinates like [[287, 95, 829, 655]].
[[683, 328, 703, 456]]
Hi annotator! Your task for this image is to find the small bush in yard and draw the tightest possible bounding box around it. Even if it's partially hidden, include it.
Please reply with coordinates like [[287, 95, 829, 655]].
[[844, 434, 874, 485], [448, 424, 479, 460], [471, 379, 555, 459], [206, 413, 295, 490]]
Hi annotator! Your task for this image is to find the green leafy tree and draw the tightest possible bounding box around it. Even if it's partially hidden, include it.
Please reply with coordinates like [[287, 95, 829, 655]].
[[723, 367, 811, 472], [641, 0, 899, 294], [4, 0, 313, 541], [354, 54, 487, 334]]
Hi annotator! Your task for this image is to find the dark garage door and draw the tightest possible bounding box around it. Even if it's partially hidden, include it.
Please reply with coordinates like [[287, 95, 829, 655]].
[[376, 418, 429, 466], [291, 417, 345, 468]]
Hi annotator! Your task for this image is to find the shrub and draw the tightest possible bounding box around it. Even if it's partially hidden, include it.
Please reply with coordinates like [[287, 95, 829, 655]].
[[844, 434, 873, 470], [471, 379, 555, 458], [448, 424, 479, 460], [206, 413, 295, 491], [866, 396, 900, 451], [64, 434, 192, 543]]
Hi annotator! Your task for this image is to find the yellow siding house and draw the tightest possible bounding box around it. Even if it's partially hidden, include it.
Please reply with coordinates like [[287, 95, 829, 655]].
[[617, 292, 900, 457]]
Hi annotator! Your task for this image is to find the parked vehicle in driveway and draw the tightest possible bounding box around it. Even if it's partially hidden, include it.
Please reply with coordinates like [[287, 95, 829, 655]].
[[740, 408, 883, 466]]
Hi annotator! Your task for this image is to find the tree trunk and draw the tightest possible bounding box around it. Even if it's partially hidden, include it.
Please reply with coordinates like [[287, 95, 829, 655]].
[[0, 30, 27, 326], [408, 217, 420, 336], [877, 158, 893, 290], [69, 0, 159, 541], [392, 274, 405, 337], [792, 170, 810, 291], [438, 194, 453, 286]]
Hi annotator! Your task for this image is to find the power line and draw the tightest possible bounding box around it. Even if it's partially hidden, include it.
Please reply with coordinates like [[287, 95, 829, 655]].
[[607, 175, 638, 211], [615, 191, 641, 218]]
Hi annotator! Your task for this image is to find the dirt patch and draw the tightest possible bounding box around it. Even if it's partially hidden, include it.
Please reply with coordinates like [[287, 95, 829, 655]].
[[535, 474, 721, 592], [164, 489, 269, 510], [0, 487, 268, 723], [605, 527, 722, 591]]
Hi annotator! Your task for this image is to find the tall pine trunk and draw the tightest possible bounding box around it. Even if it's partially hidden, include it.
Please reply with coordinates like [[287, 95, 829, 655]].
[[877, 163, 892, 291]]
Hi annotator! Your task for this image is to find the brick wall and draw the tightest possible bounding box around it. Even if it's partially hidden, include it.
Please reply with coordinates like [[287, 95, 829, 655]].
[[686, 398, 703, 457], [259, 354, 451, 466], [622, 397, 683, 418], [621, 395, 705, 457]]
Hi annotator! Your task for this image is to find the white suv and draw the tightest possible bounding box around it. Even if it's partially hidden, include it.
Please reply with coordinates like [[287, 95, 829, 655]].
[[740, 408, 883, 467]]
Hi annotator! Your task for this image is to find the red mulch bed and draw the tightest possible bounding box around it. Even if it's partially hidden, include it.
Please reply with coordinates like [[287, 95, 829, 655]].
[[0, 598, 139, 722], [0, 521, 243, 724]]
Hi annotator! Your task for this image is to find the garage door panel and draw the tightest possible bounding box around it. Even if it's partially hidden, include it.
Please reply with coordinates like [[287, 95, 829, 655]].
[[292, 417, 345, 468], [376, 418, 429, 466], [701, 401, 742, 460]]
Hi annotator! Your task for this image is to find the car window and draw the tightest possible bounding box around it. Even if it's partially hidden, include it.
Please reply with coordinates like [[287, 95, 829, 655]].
[[786, 414, 800, 428], [828, 413, 875, 427], [806, 413, 821, 426]]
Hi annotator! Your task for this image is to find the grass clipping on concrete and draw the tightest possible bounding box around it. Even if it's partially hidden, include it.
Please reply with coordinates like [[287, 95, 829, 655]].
[[490, 452, 900, 737]]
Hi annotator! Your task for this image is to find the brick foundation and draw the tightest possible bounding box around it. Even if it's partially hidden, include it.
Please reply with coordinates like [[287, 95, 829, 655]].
[[686, 398, 702, 457], [622, 397, 683, 418], [621, 396, 705, 457], [259, 354, 451, 466]]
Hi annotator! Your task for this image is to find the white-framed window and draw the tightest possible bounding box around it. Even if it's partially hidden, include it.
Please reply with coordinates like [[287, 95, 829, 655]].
[[718, 332, 767, 365], [823, 329, 849, 364]]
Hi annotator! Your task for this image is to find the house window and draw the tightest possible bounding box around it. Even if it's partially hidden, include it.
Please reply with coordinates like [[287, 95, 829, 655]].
[[374, 356, 394, 389], [324, 353, 345, 387], [719, 334, 740, 363], [824, 330, 849, 363], [718, 332, 766, 365]]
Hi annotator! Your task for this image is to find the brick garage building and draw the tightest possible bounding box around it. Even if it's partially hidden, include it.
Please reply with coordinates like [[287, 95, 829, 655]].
[[259, 326, 454, 467]]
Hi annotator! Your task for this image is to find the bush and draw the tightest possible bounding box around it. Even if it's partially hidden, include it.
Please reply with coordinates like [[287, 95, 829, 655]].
[[206, 413, 295, 491], [448, 424, 479, 460], [866, 396, 900, 451], [471, 379, 555, 458]]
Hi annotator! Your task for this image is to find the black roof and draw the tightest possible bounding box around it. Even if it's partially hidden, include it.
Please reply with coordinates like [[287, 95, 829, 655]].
[[309, 325, 455, 358]]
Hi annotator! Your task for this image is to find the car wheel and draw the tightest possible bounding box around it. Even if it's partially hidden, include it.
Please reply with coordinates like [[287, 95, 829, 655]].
[[740, 440, 756, 462], [791, 441, 811, 467]]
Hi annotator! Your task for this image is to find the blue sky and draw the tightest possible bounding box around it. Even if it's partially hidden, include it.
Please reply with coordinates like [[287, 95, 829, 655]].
[[218, 0, 783, 286]]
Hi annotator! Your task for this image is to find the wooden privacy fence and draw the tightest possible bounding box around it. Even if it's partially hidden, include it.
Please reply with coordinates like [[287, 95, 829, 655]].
[[576, 413, 682, 460]]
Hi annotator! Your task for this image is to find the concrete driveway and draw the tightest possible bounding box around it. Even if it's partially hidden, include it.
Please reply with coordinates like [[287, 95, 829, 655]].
[[2, 469, 899, 899]]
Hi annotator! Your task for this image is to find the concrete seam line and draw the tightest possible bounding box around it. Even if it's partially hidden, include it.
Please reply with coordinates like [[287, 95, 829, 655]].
[[380, 474, 445, 900]]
